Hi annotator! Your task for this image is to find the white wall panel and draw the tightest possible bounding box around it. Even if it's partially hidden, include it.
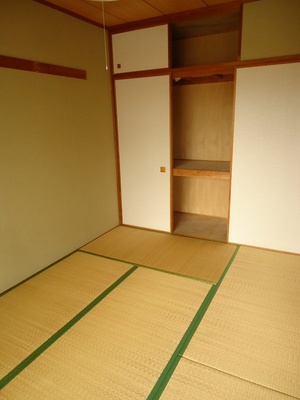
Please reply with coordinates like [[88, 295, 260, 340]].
[[112, 25, 169, 73], [229, 63, 300, 253], [116, 76, 170, 231]]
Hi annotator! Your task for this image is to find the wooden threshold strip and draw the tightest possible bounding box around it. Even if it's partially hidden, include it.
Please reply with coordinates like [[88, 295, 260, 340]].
[[0, 55, 86, 79]]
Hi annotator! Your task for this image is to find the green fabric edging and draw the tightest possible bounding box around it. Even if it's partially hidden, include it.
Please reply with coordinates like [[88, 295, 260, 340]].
[[0, 265, 138, 390], [147, 246, 240, 400]]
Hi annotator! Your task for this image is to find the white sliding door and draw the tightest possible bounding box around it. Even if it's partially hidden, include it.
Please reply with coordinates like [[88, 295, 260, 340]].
[[115, 75, 171, 231], [229, 62, 300, 253], [112, 25, 169, 73]]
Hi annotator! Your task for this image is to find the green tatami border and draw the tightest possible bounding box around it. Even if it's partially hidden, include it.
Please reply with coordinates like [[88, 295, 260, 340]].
[[147, 245, 241, 400], [0, 265, 138, 390]]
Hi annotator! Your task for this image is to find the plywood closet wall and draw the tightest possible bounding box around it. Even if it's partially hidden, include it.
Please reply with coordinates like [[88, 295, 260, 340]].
[[172, 81, 233, 219]]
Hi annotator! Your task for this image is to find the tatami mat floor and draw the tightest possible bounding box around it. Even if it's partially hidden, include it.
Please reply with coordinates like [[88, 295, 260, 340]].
[[162, 246, 300, 400], [1, 227, 300, 399], [81, 226, 237, 284], [0, 252, 132, 378]]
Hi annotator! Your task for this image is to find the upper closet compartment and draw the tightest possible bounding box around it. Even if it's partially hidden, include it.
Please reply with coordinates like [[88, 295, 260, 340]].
[[171, 10, 240, 69], [112, 25, 169, 73]]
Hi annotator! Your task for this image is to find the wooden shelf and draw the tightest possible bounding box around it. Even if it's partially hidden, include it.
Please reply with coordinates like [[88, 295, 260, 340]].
[[171, 54, 300, 81], [172, 61, 236, 80], [173, 159, 230, 179], [173, 212, 228, 242]]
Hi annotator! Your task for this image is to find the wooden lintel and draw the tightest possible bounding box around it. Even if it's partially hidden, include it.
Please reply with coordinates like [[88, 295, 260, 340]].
[[114, 68, 171, 80], [0, 55, 86, 80], [171, 54, 300, 80], [113, 54, 300, 81], [236, 54, 300, 69]]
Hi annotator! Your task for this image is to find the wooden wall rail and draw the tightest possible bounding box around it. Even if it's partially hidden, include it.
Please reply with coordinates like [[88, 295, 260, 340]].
[[0, 55, 86, 79]]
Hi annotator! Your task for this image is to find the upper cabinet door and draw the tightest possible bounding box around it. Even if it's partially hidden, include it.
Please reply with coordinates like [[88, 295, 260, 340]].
[[112, 25, 169, 73], [241, 0, 300, 60]]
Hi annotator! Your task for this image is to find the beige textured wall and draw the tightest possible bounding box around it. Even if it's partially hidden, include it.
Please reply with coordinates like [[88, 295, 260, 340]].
[[0, 0, 119, 292], [241, 0, 300, 60]]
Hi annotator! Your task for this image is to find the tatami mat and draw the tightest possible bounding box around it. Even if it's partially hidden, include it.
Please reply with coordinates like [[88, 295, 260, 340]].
[[1, 268, 211, 399], [161, 358, 295, 400], [81, 226, 237, 283], [0, 252, 132, 379], [182, 246, 300, 398]]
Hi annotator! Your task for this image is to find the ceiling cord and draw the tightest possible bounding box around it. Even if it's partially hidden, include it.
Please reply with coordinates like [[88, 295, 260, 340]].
[[102, 1, 109, 70]]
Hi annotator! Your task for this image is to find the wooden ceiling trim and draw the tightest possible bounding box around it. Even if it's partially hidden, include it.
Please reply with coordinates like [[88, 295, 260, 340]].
[[204, 0, 245, 4], [145, 0, 207, 14]]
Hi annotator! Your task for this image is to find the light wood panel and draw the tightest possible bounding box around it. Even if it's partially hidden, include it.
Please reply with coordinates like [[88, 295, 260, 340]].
[[173, 31, 239, 68], [173, 160, 230, 179], [173, 81, 234, 161], [173, 212, 227, 241], [172, 11, 240, 39], [173, 176, 230, 218]]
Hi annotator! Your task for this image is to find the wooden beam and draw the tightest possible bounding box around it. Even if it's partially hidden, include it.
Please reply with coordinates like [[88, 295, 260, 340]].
[[0, 55, 86, 79]]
